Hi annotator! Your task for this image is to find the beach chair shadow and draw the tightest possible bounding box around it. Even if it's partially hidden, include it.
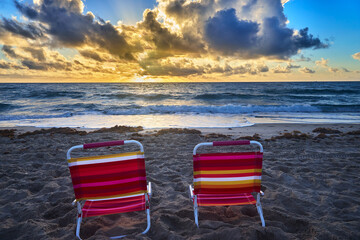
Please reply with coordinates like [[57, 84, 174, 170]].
[[66, 140, 152, 239], [188, 140, 265, 228]]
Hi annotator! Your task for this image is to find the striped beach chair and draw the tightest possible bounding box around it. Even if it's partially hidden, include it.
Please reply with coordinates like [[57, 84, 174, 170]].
[[66, 140, 152, 239], [189, 140, 265, 227]]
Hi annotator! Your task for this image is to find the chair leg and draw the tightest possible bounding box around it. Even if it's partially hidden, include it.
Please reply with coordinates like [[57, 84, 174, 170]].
[[256, 193, 265, 227], [142, 209, 151, 234], [76, 202, 83, 240], [76, 215, 83, 240], [189, 185, 199, 227], [194, 195, 199, 228]]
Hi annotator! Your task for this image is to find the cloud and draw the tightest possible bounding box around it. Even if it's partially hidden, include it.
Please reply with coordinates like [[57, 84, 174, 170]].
[[203, 8, 327, 58], [138, 56, 269, 77], [139, 9, 205, 55], [300, 67, 315, 74], [204, 8, 259, 54], [1, 43, 76, 72], [287, 63, 300, 68], [22, 47, 46, 61], [160, 0, 328, 59], [352, 52, 360, 61], [328, 67, 339, 73], [0, 59, 24, 69], [281, 0, 291, 5], [2, 45, 18, 59], [315, 58, 329, 67], [0, 0, 331, 80], [315, 57, 354, 73], [208, 62, 269, 75], [14, 0, 137, 60], [21, 59, 48, 70], [257, 64, 269, 72], [79, 49, 106, 62], [294, 54, 311, 62], [272, 63, 300, 73], [2, 45, 47, 63], [272, 65, 291, 73], [258, 18, 327, 58], [14, 1, 39, 19], [0, 17, 44, 40]]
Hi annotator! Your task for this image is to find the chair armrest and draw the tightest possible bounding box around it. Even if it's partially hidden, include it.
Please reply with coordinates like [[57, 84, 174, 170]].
[[147, 182, 152, 198], [83, 140, 125, 149], [188, 185, 194, 200]]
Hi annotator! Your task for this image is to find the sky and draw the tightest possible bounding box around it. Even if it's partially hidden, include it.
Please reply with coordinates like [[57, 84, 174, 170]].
[[0, 0, 359, 82]]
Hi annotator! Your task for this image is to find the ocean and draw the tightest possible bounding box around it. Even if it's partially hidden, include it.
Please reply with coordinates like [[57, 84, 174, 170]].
[[0, 82, 359, 129]]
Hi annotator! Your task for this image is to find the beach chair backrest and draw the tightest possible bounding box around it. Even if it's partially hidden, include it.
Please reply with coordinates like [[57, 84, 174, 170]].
[[193, 140, 263, 195], [67, 140, 147, 201]]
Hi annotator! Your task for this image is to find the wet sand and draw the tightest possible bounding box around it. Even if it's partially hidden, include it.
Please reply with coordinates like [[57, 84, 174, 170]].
[[0, 123, 360, 239]]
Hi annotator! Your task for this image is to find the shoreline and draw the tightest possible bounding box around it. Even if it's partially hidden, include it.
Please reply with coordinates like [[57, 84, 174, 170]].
[[1, 122, 359, 138], [1, 123, 360, 239]]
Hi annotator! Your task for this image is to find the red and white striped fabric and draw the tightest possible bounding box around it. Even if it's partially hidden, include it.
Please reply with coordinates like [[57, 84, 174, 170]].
[[193, 151, 262, 206], [82, 194, 146, 217], [196, 193, 256, 206], [68, 151, 148, 217]]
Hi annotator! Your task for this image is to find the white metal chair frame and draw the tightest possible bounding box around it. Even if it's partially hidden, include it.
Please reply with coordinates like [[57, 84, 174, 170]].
[[67, 140, 152, 239], [189, 140, 265, 228]]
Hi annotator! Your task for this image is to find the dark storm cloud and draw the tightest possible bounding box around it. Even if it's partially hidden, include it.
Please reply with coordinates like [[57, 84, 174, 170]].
[[293, 27, 328, 50], [14, 0, 136, 60], [0, 60, 25, 70], [2, 45, 46, 62], [79, 50, 105, 62], [0, 17, 44, 40], [0, 61, 11, 69], [2, 45, 18, 59], [22, 47, 46, 61], [204, 9, 328, 58], [21, 59, 48, 70], [21, 58, 72, 71], [204, 8, 259, 54], [14, 1, 38, 19]]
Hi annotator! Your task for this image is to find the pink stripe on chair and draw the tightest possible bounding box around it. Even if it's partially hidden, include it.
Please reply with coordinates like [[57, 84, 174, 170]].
[[194, 153, 260, 161], [197, 193, 256, 206], [82, 195, 146, 218], [83, 140, 125, 149], [73, 177, 147, 189], [213, 140, 250, 146]]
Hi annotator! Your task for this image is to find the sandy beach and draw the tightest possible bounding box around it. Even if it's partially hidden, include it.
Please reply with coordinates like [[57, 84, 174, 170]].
[[1, 123, 359, 239]]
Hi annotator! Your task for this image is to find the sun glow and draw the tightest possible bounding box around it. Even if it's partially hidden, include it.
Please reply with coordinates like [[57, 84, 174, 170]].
[[132, 74, 158, 82]]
